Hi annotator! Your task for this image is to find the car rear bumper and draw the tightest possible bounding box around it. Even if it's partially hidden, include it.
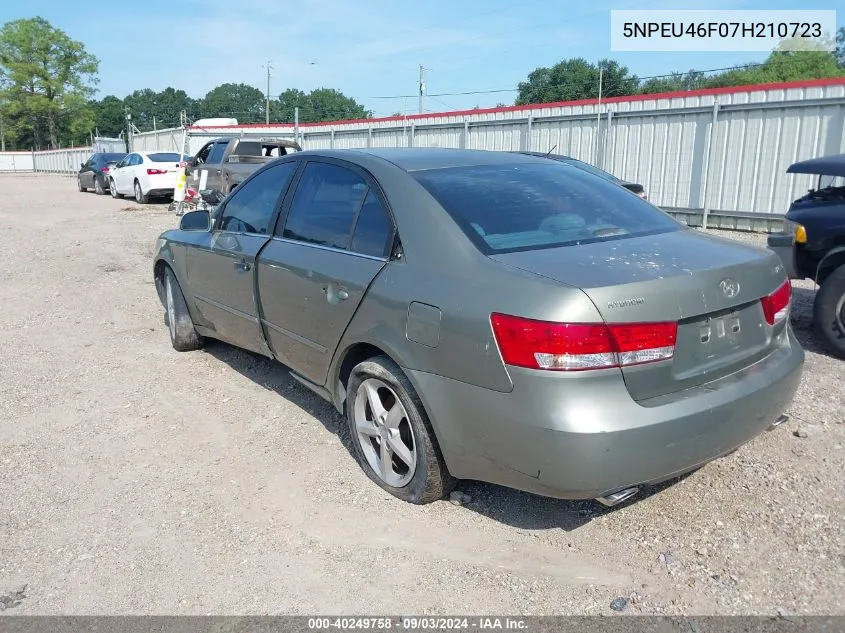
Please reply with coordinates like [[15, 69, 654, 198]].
[[407, 327, 804, 501], [767, 233, 799, 279], [146, 174, 178, 197]]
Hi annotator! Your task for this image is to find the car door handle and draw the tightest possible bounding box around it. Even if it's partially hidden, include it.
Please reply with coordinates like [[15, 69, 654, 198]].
[[234, 260, 251, 272], [337, 289, 349, 300]]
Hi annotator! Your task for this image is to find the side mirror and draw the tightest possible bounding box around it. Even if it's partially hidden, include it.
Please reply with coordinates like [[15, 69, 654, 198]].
[[81, 163, 86, 168], [179, 210, 211, 231]]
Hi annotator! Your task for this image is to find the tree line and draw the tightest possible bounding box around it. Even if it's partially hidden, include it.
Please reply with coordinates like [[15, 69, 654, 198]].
[[1, 16, 844, 151]]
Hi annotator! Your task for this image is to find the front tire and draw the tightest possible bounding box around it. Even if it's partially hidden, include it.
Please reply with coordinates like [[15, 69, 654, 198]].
[[164, 267, 204, 352], [77, 176, 86, 192], [134, 180, 149, 204], [345, 356, 453, 504], [109, 178, 122, 199], [813, 266, 845, 359]]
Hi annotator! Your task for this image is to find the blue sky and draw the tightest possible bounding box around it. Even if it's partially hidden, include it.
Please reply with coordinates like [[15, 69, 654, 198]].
[[1, 0, 839, 118]]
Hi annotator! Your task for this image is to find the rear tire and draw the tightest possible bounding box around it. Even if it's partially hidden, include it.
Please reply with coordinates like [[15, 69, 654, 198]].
[[94, 177, 105, 195], [345, 355, 454, 504], [164, 267, 204, 352], [110, 178, 122, 199], [813, 266, 845, 359], [134, 180, 149, 204]]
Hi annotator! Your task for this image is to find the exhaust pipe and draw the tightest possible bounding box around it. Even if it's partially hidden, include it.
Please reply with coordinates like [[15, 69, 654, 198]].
[[595, 487, 639, 507], [768, 414, 789, 431]]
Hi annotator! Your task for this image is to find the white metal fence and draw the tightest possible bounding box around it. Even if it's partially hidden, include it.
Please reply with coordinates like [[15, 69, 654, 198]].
[[133, 78, 845, 220], [4, 78, 845, 223], [0, 151, 33, 172]]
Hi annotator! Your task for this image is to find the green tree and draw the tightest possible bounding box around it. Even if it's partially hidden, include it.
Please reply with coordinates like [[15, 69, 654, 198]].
[[123, 87, 194, 132], [516, 58, 638, 105], [200, 82, 266, 123], [274, 87, 371, 123], [90, 95, 126, 137], [835, 26, 844, 67], [0, 17, 98, 149], [640, 70, 706, 94], [706, 48, 843, 88]]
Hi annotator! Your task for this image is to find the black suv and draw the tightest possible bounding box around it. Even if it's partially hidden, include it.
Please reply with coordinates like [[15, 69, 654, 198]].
[[767, 153, 845, 359], [77, 152, 127, 195]]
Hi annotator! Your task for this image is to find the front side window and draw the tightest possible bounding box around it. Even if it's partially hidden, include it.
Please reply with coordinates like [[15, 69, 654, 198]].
[[195, 143, 213, 164], [282, 162, 368, 250], [218, 162, 297, 234], [413, 162, 681, 254]]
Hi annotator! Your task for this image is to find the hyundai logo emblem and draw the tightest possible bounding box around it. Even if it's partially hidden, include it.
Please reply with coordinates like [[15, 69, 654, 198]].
[[719, 278, 740, 299]]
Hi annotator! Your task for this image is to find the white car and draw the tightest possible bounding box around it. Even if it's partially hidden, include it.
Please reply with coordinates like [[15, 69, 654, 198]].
[[109, 151, 189, 203]]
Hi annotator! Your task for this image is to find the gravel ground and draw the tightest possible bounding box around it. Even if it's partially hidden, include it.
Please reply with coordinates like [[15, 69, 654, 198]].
[[0, 173, 842, 616]]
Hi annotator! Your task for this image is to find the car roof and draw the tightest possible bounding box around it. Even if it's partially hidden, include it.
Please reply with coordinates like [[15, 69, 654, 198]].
[[294, 147, 553, 173]]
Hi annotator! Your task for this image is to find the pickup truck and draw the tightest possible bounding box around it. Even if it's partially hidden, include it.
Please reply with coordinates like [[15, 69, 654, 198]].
[[767, 153, 845, 359], [185, 137, 301, 195]]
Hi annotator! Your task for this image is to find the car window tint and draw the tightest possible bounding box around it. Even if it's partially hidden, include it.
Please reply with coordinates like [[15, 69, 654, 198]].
[[218, 162, 296, 234], [148, 152, 182, 162], [350, 191, 392, 257], [207, 142, 227, 164], [412, 162, 681, 254], [195, 144, 212, 164], [563, 158, 621, 183], [282, 162, 367, 249]]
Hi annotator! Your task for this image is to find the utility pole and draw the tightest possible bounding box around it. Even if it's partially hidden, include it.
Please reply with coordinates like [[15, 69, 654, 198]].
[[0, 115, 5, 152], [124, 106, 132, 152], [418, 64, 426, 114], [264, 60, 274, 125]]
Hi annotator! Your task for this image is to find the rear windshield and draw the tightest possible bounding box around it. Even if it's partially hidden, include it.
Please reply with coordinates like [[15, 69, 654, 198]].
[[563, 158, 622, 183], [148, 152, 183, 162], [412, 162, 680, 254], [102, 153, 126, 162]]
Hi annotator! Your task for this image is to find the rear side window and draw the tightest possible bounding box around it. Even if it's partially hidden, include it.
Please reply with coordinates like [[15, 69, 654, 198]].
[[148, 152, 182, 162], [282, 162, 368, 249], [350, 191, 393, 258], [412, 163, 680, 254]]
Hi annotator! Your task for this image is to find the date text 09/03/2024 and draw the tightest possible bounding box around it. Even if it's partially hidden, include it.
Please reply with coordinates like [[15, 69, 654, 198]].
[[307, 618, 527, 630]]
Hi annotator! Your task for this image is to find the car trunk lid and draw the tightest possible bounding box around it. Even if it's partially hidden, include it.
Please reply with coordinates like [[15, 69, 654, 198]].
[[490, 229, 789, 400]]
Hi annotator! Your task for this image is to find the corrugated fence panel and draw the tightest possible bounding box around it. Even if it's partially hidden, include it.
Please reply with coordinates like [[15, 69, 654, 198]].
[[0, 152, 34, 172], [96, 79, 845, 215], [32, 148, 92, 175], [332, 131, 369, 149], [414, 125, 462, 148], [466, 123, 521, 151]]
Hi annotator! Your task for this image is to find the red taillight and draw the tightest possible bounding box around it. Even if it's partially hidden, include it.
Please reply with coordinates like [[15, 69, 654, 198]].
[[147, 168, 167, 175], [101, 166, 110, 173], [761, 280, 791, 325], [490, 313, 677, 371]]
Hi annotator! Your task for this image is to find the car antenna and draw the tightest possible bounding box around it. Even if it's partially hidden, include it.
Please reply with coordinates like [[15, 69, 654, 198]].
[[545, 144, 557, 156]]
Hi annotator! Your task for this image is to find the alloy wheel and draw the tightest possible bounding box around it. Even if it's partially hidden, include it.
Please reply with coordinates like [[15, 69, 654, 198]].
[[353, 378, 417, 487]]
